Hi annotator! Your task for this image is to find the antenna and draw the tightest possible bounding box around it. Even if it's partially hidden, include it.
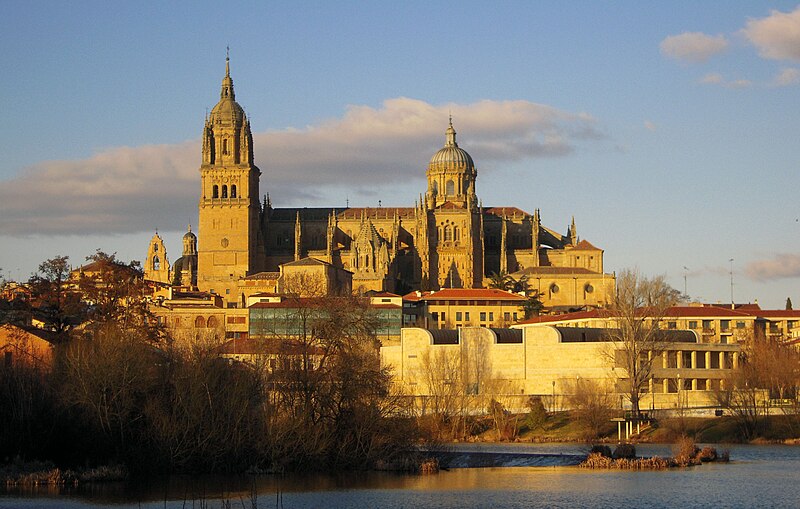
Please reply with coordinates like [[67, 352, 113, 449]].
[[729, 258, 735, 308]]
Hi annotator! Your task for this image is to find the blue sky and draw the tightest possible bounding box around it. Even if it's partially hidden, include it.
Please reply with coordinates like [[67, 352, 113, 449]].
[[1, 1, 799, 308]]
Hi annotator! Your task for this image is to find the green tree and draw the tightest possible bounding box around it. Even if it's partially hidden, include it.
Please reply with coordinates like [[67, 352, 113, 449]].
[[28, 256, 87, 342]]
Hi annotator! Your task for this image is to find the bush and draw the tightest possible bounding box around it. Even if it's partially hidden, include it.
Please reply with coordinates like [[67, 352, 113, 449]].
[[589, 445, 612, 458], [524, 396, 547, 431], [613, 443, 636, 459]]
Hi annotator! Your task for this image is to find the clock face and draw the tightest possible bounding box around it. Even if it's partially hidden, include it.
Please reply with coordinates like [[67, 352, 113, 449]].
[[221, 238, 229, 248]]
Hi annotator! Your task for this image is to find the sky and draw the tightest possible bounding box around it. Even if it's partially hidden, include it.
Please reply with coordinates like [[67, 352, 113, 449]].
[[1, 1, 799, 308]]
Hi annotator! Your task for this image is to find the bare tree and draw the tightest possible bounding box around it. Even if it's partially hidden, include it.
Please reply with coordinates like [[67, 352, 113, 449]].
[[567, 378, 615, 439], [604, 269, 681, 417]]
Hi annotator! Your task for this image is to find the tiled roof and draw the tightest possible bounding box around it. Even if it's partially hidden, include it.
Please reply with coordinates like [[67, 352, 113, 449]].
[[573, 239, 601, 250], [483, 206, 530, 218], [282, 257, 329, 267], [403, 288, 527, 302]]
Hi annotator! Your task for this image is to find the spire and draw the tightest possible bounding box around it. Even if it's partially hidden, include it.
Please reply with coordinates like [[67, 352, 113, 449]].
[[445, 117, 457, 147], [220, 50, 235, 100]]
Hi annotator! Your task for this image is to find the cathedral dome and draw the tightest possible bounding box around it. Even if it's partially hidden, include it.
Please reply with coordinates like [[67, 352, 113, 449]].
[[428, 121, 474, 170], [209, 56, 245, 125]]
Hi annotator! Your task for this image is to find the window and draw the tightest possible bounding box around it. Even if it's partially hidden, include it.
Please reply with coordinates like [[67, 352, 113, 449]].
[[444, 226, 452, 242], [489, 312, 494, 322], [153, 256, 160, 271], [688, 320, 698, 329], [702, 320, 712, 330], [464, 312, 470, 321], [480, 312, 486, 321], [207, 316, 218, 328], [667, 321, 676, 330], [194, 316, 206, 328], [231, 185, 237, 198], [513, 312, 518, 321], [222, 138, 229, 155], [504, 312, 510, 321], [720, 320, 730, 332], [456, 312, 462, 321], [736, 321, 746, 329], [222, 185, 228, 198], [446, 180, 455, 195], [212, 185, 219, 198]]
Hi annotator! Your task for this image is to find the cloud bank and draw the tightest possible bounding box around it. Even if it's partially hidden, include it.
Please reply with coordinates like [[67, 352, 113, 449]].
[[745, 253, 800, 281], [659, 32, 728, 63], [742, 6, 800, 61], [0, 98, 602, 236]]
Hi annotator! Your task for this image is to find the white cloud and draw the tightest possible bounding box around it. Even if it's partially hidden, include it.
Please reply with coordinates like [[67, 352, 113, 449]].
[[773, 67, 800, 86], [0, 98, 603, 236], [699, 73, 752, 88], [742, 6, 800, 61], [660, 32, 729, 63], [745, 254, 800, 281]]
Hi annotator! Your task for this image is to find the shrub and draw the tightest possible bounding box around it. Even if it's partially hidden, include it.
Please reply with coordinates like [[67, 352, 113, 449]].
[[589, 445, 612, 458], [613, 443, 636, 459]]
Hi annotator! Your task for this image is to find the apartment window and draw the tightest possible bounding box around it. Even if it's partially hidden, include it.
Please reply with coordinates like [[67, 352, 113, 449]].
[[465, 312, 470, 321], [489, 312, 494, 322], [789, 321, 796, 330], [667, 321, 677, 330], [456, 312, 463, 321], [504, 312, 510, 321], [702, 320, 712, 330], [736, 321, 746, 329], [688, 321, 698, 329], [431, 312, 439, 322], [480, 312, 486, 321], [720, 320, 730, 332], [513, 312, 518, 321]]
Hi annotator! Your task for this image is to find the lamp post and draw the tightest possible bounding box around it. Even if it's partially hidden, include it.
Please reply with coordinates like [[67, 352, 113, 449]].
[[552, 380, 556, 414]]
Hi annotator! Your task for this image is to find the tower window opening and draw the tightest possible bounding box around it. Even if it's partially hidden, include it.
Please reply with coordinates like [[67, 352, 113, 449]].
[[222, 185, 228, 198], [222, 138, 229, 155], [212, 185, 219, 198], [231, 184, 237, 198], [446, 180, 455, 196], [153, 256, 160, 271], [444, 226, 453, 242]]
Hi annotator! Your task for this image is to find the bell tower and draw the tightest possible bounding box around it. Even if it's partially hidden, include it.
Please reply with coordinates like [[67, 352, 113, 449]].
[[197, 53, 261, 300]]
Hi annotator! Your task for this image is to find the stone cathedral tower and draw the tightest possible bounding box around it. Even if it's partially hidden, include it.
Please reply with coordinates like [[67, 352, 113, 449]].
[[197, 55, 262, 298]]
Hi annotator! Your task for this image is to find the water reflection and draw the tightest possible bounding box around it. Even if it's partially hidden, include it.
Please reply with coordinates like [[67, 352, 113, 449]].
[[2, 444, 800, 508]]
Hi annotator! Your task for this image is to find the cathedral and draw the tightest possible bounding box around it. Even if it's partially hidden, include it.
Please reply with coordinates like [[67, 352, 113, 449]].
[[145, 56, 614, 311]]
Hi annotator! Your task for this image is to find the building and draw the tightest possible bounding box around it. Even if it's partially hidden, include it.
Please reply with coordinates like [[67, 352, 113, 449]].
[[380, 325, 741, 413], [518, 302, 800, 344], [402, 288, 529, 328], [147, 55, 614, 310]]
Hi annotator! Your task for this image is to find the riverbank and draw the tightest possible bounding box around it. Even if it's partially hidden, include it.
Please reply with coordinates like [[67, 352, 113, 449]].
[[452, 413, 800, 445]]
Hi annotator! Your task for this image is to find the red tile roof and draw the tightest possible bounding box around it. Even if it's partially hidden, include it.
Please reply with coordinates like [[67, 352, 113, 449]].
[[573, 240, 601, 250], [403, 288, 527, 302]]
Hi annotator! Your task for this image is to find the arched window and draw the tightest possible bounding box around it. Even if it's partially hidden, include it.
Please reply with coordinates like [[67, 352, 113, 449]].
[[207, 316, 218, 328], [195, 316, 206, 328], [453, 227, 459, 242], [153, 244, 158, 252], [153, 256, 160, 271], [222, 138, 229, 155], [222, 185, 228, 198], [212, 185, 219, 198], [432, 181, 438, 194], [446, 180, 455, 195], [230, 185, 237, 198], [444, 226, 453, 241]]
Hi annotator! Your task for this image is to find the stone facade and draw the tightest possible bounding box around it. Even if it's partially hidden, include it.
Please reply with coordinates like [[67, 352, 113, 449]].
[[381, 325, 741, 412], [150, 56, 615, 310]]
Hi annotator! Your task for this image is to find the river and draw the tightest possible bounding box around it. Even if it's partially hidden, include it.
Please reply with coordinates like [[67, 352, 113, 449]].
[[2, 443, 799, 508]]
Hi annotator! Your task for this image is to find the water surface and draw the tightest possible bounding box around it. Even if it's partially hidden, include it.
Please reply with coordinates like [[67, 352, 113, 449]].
[[2, 443, 798, 508]]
